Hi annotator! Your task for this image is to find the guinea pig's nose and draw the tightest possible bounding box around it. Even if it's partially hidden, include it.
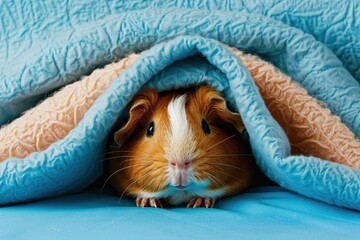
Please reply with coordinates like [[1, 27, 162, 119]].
[[169, 160, 192, 170]]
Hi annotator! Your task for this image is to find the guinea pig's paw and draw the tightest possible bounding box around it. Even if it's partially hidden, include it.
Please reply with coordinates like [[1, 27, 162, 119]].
[[187, 197, 215, 208], [136, 197, 163, 208]]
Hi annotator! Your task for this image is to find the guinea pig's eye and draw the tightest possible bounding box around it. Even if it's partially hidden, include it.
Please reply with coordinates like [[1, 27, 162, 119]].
[[201, 119, 210, 134], [146, 121, 155, 137]]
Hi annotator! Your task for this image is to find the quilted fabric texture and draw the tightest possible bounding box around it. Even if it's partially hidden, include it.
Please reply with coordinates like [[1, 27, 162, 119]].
[[228, 48, 360, 169], [0, 54, 142, 161], [1, 48, 359, 170], [0, 1, 359, 210]]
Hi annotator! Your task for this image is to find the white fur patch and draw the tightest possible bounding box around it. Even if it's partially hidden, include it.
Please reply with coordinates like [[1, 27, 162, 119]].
[[165, 94, 196, 163]]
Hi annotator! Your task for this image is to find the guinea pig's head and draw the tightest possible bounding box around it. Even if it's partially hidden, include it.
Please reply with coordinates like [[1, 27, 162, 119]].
[[111, 85, 254, 203]]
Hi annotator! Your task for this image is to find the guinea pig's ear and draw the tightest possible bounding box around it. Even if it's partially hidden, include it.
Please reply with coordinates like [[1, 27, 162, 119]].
[[199, 86, 245, 133], [114, 89, 158, 147]]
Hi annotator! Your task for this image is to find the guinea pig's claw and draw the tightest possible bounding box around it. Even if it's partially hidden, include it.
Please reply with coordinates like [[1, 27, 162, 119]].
[[136, 197, 163, 208], [187, 197, 215, 208]]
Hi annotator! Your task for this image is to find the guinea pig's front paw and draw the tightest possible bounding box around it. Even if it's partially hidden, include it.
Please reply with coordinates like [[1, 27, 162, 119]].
[[187, 197, 215, 208], [136, 197, 163, 208]]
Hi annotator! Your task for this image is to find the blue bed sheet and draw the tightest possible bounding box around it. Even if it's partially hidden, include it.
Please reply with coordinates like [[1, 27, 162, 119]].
[[1, 186, 359, 240], [1, 0, 360, 211]]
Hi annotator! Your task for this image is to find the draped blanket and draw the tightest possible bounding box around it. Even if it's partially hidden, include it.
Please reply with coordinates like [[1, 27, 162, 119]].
[[0, 0, 359, 210]]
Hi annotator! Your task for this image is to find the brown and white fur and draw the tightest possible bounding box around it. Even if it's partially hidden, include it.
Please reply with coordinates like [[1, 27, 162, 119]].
[[108, 85, 255, 208]]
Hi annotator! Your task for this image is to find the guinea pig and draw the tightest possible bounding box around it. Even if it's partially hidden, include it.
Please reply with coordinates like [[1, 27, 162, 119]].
[[108, 85, 256, 208]]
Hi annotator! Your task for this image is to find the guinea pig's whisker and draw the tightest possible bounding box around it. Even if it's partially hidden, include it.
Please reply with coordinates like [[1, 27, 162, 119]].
[[200, 170, 229, 189], [105, 155, 138, 159], [101, 156, 149, 163], [207, 162, 247, 172], [117, 171, 155, 206], [100, 163, 150, 192], [140, 177, 156, 192], [100, 156, 137, 162], [197, 132, 217, 147], [101, 156, 130, 162], [151, 159, 168, 164], [104, 150, 134, 154], [101, 157, 120, 162], [198, 170, 217, 186], [205, 134, 237, 152], [209, 172, 230, 189], [210, 154, 253, 157], [210, 168, 244, 181]]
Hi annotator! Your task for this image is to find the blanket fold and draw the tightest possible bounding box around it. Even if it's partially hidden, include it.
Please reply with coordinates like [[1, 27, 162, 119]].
[[0, 1, 359, 210]]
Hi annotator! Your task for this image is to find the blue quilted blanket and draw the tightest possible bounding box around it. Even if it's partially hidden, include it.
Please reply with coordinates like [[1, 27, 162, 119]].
[[0, 0, 359, 211]]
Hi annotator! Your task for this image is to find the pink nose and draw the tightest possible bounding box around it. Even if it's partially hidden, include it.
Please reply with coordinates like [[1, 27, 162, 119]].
[[169, 160, 192, 170]]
